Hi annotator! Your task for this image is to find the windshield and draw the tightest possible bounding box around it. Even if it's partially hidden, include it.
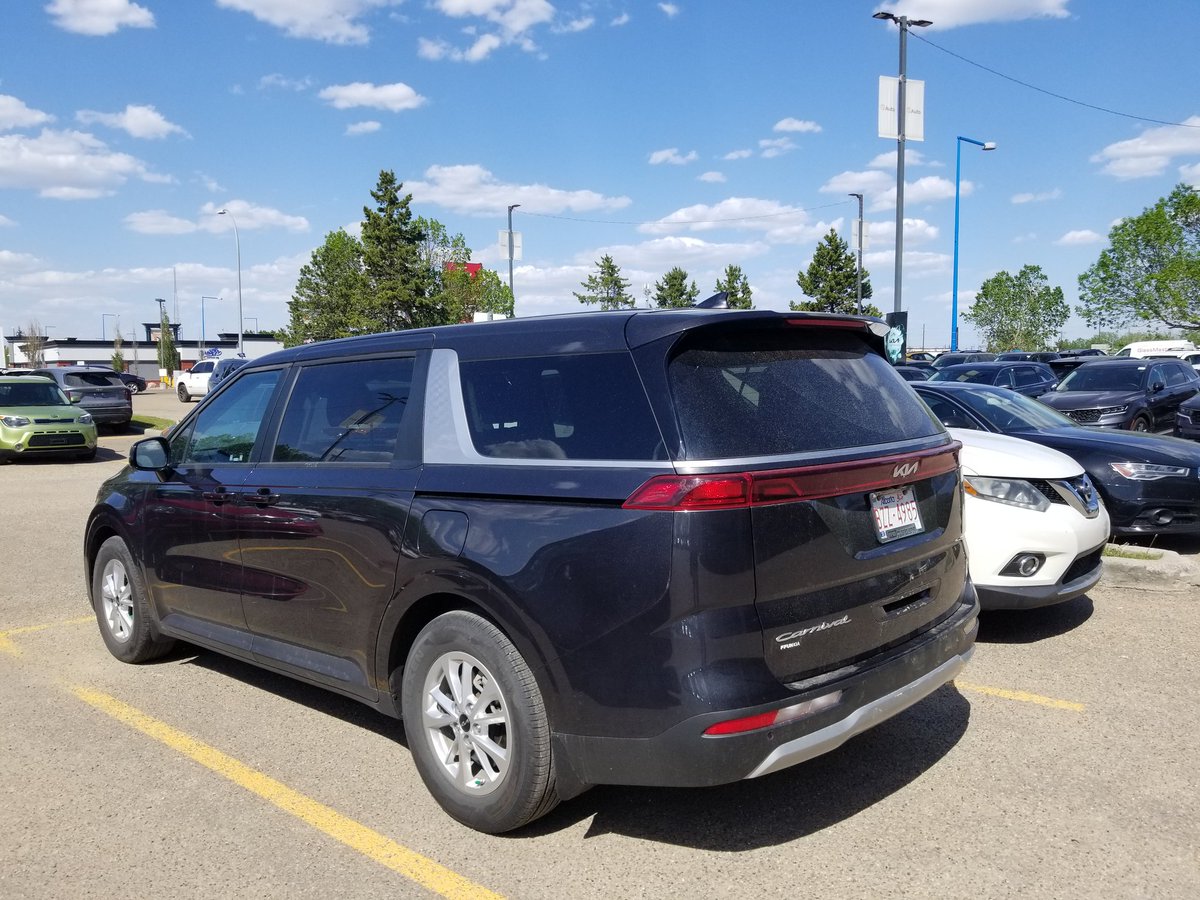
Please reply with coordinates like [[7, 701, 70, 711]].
[[936, 385, 1076, 431], [0, 382, 70, 407], [1057, 364, 1144, 392]]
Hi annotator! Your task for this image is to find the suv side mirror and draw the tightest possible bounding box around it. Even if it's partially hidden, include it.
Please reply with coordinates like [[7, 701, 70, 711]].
[[1151, 381, 1165, 393], [130, 436, 171, 471]]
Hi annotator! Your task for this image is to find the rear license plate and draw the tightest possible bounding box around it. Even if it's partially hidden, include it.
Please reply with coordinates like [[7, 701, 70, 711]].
[[870, 486, 923, 543]]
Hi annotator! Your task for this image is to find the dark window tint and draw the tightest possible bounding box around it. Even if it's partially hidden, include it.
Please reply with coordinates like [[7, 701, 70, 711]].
[[460, 353, 662, 460], [668, 329, 941, 459], [1014, 367, 1040, 387], [64, 372, 124, 388], [273, 358, 416, 464], [174, 369, 281, 465], [919, 392, 975, 427], [0, 382, 67, 406], [1165, 363, 1192, 387]]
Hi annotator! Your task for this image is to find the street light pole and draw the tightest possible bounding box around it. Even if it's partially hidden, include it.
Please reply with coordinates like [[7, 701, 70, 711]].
[[506, 204, 520, 300], [873, 11, 932, 314], [848, 193, 865, 315], [951, 136, 997, 351], [217, 209, 243, 357]]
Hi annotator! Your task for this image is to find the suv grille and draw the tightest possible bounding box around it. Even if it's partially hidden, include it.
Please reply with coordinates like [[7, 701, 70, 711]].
[[1065, 408, 1101, 424], [29, 431, 86, 448]]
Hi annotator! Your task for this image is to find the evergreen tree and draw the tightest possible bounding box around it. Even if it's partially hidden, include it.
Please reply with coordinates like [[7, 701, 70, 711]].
[[653, 266, 700, 308], [360, 170, 431, 330], [157, 309, 179, 374], [111, 331, 125, 372], [279, 229, 368, 347], [714, 264, 753, 309], [792, 228, 875, 315], [574, 255, 634, 309]]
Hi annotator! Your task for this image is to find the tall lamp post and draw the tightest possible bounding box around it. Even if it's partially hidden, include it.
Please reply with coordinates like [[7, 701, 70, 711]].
[[873, 11, 931, 314], [951, 136, 996, 351], [848, 193, 865, 315], [506, 204, 520, 299], [217, 209, 243, 357]]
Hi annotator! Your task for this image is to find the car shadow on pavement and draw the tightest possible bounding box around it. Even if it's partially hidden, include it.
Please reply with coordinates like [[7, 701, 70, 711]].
[[158, 643, 969, 847], [974, 594, 1094, 644]]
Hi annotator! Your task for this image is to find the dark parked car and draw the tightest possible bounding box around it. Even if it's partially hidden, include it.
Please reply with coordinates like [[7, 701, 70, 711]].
[[895, 364, 932, 381], [930, 351, 997, 370], [995, 351, 1061, 363], [207, 356, 248, 391], [1057, 348, 1107, 358], [929, 361, 1058, 397], [28, 366, 132, 429], [85, 309, 978, 833], [915, 380, 1200, 535], [1176, 393, 1200, 439], [89, 366, 147, 393], [1039, 358, 1200, 432]]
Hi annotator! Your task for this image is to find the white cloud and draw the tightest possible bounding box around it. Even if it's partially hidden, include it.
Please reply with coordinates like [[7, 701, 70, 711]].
[[1092, 117, 1200, 179], [406, 163, 631, 215], [0, 129, 150, 198], [723, 149, 752, 161], [0, 95, 54, 131], [869, 217, 941, 246], [649, 148, 698, 166], [698, 171, 726, 183], [76, 104, 188, 139], [820, 170, 962, 211], [318, 82, 427, 112], [0, 248, 38, 267], [658, 3, 680, 17], [759, 137, 796, 158], [345, 120, 382, 135], [123, 210, 197, 235], [433, 0, 555, 46], [1011, 188, 1063, 204], [640, 197, 834, 247], [124, 201, 309, 235], [215, 0, 401, 45], [774, 118, 821, 134], [1182, 162, 1200, 185], [258, 73, 315, 92], [46, 0, 154, 35], [868, 149, 930, 169], [1055, 229, 1103, 246], [875, 1, 1069, 30], [555, 16, 593, 33], [0, 215, 16, 228], [611, 12, 630, 26]]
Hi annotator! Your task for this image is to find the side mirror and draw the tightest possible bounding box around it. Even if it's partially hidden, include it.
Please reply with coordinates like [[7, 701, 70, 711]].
[[1151, 381, 1165, 393], [130, 436, 171, 471]]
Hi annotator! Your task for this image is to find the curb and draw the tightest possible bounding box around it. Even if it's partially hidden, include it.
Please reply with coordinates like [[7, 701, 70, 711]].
[[1101, 544, 1200, 593]]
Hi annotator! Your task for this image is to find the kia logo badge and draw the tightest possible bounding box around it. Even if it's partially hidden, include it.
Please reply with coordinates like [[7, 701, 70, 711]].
[[893, 460, 919, 479]]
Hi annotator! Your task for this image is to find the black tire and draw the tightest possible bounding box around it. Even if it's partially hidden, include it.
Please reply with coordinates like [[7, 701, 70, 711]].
[[401, 611, 559, 833], [177, 383, 190, 402], [1130, 415, 1151, 432], [91, 536, 175, 663], [77, 447, 97, 461]]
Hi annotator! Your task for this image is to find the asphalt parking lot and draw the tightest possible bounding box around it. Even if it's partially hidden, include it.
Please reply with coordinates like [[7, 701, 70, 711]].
[[2, 387, 1198, 899]]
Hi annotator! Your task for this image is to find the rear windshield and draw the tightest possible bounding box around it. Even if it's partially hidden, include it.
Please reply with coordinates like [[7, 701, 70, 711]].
[[63, 372, 124, 388], [668, 328, 941, 459]]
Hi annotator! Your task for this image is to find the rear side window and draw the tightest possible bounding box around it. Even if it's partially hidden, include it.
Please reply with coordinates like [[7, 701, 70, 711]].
[[273, 358, 416, 464], [460, 353, 662, 460], [668, 329, 941, 459]]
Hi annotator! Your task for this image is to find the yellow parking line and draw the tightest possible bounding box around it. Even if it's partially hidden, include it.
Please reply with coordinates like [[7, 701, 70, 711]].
[[956, 679, 1086, 712], [69, 686, 505, 900], [0, 616, 94, 656]]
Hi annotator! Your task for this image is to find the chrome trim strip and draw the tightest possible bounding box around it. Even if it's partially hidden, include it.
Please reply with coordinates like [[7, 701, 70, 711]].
[[745, 648, 973, 780]]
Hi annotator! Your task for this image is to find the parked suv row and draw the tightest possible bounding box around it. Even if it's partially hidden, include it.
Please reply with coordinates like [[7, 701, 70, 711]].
[[85, 309, 979, 833]]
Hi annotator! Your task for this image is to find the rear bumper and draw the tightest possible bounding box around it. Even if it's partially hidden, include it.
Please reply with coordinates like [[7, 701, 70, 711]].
[[551, 583, 978, 794]]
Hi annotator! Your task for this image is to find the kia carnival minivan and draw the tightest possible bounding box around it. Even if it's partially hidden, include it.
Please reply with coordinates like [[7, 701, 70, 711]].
[[85, 309, 979, 833]]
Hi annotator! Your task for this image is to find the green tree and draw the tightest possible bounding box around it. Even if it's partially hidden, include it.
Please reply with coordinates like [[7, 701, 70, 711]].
[[963, 264, 1070, 351], [157, 309, 179, 374], [416, 215, 471, 307], [440, 265, 514, 323], [111, 331, 125, 372], [1078, 184, 1200, 331], [22, 322, 46, 368], [791, 228, 876, 315], [360, 170, 432, 331], [279, 229, 368, 347], [653, 266, 700, 308], [714, 264, 753, 309], [575, 254, 634, 309]]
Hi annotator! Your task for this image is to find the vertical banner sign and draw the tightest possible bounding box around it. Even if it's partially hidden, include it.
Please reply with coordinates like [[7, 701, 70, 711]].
[[878, 77, 926, 142], [884, 311, 908, 365]]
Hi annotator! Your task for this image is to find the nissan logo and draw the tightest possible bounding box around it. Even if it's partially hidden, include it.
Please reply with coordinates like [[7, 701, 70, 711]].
[[892, 460, 920, 479]]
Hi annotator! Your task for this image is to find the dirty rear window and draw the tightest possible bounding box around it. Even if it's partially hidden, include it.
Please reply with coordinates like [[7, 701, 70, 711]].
[[668, 328, 941, 459]]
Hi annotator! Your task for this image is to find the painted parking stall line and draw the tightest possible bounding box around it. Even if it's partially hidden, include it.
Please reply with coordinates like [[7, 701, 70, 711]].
[[69, 685, 506, 900], [956, 679, 1086, 712], [0, 615, 93, 656]]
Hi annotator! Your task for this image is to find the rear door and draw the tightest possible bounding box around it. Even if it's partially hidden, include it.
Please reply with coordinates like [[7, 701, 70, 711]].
[[662, 323, 967, 684], [237, 355, 422, 699]]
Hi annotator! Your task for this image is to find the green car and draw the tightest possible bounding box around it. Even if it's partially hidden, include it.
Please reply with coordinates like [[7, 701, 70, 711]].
[[0, 376, 99, 462]]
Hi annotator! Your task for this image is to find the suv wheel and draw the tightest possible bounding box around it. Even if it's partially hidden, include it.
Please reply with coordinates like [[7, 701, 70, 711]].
[[92, 536, 175, 663], [177, 383, 190, 402], [1130, 414, 1151, 432], [401, 611, 559, 833]]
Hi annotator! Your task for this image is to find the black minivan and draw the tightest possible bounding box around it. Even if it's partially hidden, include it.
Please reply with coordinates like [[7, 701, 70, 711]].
[[84, 309, 978, 833]]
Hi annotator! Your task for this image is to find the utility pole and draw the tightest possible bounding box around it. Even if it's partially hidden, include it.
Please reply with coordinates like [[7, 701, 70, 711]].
[[849, 193, 865, 315], [507, 204, 520, 300]]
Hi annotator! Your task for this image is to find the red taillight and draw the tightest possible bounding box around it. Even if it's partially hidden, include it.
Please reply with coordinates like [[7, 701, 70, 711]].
[[704, 692, 844, 736], [704, 710, 778, 735], [624, 445, 960, 511]]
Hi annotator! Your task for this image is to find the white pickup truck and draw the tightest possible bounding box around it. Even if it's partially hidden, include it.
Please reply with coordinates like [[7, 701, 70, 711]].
[[174, 359, 217, 402]]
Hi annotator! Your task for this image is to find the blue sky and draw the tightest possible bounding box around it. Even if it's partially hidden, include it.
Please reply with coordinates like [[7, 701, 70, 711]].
[[2, 0, 1199, 350]]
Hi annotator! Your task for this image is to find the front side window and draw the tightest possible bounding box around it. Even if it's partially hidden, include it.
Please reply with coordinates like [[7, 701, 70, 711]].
[[272, 357, 416, 464], [668, 328, 942, 459], [173, 369, 281, 465], [0, 382, 68, 406]]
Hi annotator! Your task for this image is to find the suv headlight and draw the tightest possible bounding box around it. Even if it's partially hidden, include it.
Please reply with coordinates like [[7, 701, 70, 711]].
[[1099, 405, 1129, 415], [78, 413, 95, 425], [0, 415, 31, 427], [1109, 462, 1189, 480], [963, 476, 1051, 512]]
